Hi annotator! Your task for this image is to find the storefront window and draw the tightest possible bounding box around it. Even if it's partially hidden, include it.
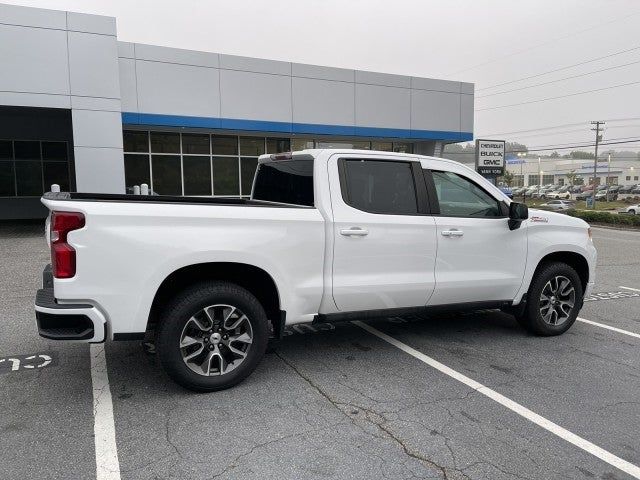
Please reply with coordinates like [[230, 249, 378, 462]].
[[0, 140, 70, 197], [150, 132, 180, 153]]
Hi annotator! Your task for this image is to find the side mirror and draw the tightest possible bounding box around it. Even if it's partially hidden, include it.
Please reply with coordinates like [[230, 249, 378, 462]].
[[508, 202, 528, 230]]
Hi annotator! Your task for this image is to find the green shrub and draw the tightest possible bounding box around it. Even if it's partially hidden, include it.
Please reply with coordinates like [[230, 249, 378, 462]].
[[565, 209, 640, 226]]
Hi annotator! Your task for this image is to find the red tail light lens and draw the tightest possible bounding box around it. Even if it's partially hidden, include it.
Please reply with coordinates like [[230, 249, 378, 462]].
[[51, 211, 85, 278]]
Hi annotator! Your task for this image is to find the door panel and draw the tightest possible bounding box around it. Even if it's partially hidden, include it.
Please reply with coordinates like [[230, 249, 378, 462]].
[[430, 216, 527, 305], [427, 169, 527, 305], [329, 156, 437, 312]]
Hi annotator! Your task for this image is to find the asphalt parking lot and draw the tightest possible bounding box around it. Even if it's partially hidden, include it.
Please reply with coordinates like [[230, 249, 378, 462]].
[[0, 223, 638, 480]]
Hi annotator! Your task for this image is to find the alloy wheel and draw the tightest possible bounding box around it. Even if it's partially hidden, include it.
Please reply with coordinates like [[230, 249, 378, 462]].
[[179, 304, 253, 376], [539, 276, 576, 326]]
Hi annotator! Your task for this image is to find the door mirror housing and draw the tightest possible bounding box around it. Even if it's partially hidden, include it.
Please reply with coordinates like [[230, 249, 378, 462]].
[[508, 202, 528, 230]]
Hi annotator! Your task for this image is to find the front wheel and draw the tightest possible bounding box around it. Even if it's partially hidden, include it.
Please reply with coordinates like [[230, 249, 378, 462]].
[[156, 282, 269, 392], [517, 262, 583, 336]]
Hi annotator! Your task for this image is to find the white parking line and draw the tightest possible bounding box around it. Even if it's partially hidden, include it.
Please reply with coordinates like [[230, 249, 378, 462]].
[[353, 320, 640, 480], [90, 344, 121, 480], [620, 285, 640, 293], [577, 317, 640, 339]]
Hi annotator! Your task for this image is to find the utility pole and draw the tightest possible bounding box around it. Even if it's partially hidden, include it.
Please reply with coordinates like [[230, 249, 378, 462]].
[[590, 121, 605, 209]]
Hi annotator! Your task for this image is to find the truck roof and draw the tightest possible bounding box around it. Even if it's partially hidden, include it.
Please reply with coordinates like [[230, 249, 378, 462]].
[[258, 148, 452, 165]]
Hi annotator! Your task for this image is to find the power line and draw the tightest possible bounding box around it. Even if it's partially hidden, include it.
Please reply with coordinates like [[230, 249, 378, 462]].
[[510, 138, 640, 153], [476, 45, 640, 91], [444, 138, 640, 154], [477, 80, 640, 111], [476, 60, 640, 98], [478, 118, 640, 137], [447, 10, 640, 76]]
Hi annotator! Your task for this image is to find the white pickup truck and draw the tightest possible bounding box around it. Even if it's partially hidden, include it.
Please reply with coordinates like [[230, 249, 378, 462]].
[[35, 149, 596, 391]]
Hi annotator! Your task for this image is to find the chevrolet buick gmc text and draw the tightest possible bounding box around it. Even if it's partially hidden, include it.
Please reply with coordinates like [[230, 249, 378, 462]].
[[35, 150, 597, 391]]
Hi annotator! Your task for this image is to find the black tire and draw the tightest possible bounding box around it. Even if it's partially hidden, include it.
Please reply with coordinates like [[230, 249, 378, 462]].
[[630, 209, 637, 215], [517, 262, 583, 336], [156, 281, 269, 392]]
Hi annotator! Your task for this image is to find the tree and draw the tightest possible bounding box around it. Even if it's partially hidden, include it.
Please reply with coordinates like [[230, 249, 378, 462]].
[[568, 150, 595, 159], [566, 169, 578, 186], [502, 170, 514, 187], [550, 151, 560, 158]]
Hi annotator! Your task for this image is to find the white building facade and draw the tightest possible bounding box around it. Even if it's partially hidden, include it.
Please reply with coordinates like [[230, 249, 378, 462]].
[[0, 3, 474, 219]]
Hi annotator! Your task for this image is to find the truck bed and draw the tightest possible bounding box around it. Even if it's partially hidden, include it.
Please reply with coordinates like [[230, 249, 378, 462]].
[[42, 192, 310, 208]]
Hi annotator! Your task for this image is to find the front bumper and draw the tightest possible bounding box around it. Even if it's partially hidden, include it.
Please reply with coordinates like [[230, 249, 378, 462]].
[[34, 266, 106, 343]]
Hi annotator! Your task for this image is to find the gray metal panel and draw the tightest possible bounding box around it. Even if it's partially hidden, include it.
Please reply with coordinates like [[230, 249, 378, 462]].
[[117, 41, 135, 59], [355, 84, 410, 129], [292, 63, 354, 83], [220, 69, 291, 122], [0, 24, 70, 95], [135, 43, 219, 68], [460, 82, 474, 95], [0, 3, 67, 29], [66, 11, 116, 35], [411, 90, 461, 132], [71, 96, 121, 111], [220, 54, 290, 75], [67, 31, 120, 98], [74, 146, 125, 193], [411, 77, 460, 93], [460, 94, 474, 133], [0, 91, 70, 109], [136, 60, 220, 117], [355, 70, 410, 88], [292, 77, 354, 126], [118, 58, 138, 112], [72, 110, 123, 148]]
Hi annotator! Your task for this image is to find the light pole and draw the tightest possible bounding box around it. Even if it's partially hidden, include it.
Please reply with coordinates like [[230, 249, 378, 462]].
[[606, 153, 611, 201], [538, 156, 542, 198]]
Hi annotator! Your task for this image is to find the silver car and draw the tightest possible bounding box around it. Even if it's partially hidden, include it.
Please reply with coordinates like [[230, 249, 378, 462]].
[[539, 200, 575, 211]]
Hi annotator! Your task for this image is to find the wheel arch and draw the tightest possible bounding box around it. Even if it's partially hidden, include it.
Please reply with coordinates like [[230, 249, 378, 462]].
[[148, 262, 283, 338], [532, 251, 589, 295]]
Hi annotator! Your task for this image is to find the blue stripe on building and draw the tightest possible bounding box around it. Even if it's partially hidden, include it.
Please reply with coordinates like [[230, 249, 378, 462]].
[[122, 112, 473, 142]]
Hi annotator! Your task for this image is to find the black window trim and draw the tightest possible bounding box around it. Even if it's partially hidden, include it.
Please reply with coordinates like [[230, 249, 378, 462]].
[[423, 168, 509, 219], [338, 157, 430, 216]]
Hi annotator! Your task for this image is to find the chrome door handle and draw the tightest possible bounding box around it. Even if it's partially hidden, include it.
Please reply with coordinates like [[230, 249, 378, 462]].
[[340, 227, 369, 237], [441, 229, 464, 237]]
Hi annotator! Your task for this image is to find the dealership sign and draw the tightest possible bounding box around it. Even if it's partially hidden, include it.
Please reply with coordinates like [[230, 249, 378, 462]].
[[475, 139, 505, 176]]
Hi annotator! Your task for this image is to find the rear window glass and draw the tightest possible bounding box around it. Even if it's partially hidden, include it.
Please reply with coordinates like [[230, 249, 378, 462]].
[[252, 159, 314, 206]]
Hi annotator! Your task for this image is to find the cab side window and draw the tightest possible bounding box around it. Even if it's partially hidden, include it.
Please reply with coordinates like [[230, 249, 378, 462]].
[[341, 159, 418, 215], [431, 170, 501, 217]]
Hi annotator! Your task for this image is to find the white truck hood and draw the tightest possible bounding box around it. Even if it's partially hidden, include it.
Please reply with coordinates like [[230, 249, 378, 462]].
[[527, 208, 589, 229]]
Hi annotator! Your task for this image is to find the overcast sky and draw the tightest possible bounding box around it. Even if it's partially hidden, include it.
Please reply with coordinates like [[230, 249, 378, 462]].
[[5, 0, 640, 153]]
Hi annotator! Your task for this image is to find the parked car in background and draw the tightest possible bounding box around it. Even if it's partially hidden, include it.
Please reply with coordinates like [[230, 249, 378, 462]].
[[539, 200, 575, 211], [512, 187, 526, 196], [570, 185, 583, 194], [575, 190, 594, 201], [595, 190, 618, 201], [618, 185, 636, 194], [627, 204, 639, 215], [547, 186, 572, 199], [632, 185, 640, 195]]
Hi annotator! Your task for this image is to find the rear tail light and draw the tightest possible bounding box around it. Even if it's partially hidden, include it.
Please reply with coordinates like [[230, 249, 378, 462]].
[[50, 211, 85, 278]]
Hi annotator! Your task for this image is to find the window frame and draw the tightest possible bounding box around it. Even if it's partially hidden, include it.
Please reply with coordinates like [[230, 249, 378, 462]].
[[423, 168, 509, 219], [337, 157, 430, 216]]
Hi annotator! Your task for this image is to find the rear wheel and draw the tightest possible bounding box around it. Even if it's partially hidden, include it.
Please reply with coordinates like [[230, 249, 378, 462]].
[[517, 262, 583, 336], [156, 281, 269, 391]]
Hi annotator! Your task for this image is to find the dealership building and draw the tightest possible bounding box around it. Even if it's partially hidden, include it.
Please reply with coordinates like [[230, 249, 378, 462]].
[[0, 3, 474, 219]]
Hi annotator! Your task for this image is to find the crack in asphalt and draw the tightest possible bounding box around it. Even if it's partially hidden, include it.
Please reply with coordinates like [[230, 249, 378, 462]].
[[274, 349, 465, 480]]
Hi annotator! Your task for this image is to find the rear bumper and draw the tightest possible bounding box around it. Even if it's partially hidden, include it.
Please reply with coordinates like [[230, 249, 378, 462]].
[[34, 267, 106, 343]]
